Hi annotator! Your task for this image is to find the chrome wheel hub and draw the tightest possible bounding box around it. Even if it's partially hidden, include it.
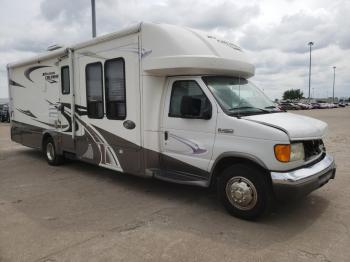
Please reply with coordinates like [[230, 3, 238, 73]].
[[46, 143, 55, 161], [225, 176, 258, 210]]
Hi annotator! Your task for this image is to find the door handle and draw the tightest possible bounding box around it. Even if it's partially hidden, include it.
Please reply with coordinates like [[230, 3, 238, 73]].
[[164, 131, 168, 141]]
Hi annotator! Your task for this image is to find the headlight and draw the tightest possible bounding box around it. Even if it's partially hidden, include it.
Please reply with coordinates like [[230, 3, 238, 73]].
[[290, 143, 305, 161], [274, 143, 305, 162]]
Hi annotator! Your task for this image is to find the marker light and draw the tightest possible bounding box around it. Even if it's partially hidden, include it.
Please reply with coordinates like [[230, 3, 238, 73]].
[[274, 144, 291, 163]]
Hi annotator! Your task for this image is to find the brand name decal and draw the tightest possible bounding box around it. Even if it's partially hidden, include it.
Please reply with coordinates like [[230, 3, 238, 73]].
[[43, 72, 58, 83], [207, 35, 241, 51]]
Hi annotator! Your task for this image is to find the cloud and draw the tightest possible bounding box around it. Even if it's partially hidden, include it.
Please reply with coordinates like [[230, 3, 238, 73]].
[[92, 0, 259, 35], [239, 1, 350, 54], [40, 0, 89, 23], [1, 0, 349, 99], [239, 12, 336, 53], [249, 45, 350, 99]]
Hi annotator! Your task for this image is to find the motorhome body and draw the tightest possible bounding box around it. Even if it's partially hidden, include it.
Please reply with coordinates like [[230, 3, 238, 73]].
[[7, 23, 335, 219]]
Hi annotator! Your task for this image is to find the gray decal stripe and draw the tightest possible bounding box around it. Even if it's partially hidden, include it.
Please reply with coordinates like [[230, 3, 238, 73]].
[[76, 116, 104, 143], [9, 79, 25, 88], [45, 100, 56, 106], [75, 116, 120, 166], [168, 133, 207, 155], [74, 116, 105, 164], [92, 125, 141, 150], [16, 108, 37, 118], [61, 103, 87, 116], [24, 65, 51, 82], [92, 126, 210, 179], [45, 100, 73, 132], [32, 119, 68, 129], [11, 120, 45, 133]]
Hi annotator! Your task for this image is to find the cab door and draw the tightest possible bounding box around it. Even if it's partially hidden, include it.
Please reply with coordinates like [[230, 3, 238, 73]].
[[161, 77, 217, 180]]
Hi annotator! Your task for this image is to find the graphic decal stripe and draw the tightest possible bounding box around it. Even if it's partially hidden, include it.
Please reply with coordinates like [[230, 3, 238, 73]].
[[16, 108, 37, 118], [74, 115, 121, 169], [11, 120, 209, 182], [32, 118, 68, 129], [24, 65, 51, 82], [9, 79, 25, 88], [168, 133, 207, 155]]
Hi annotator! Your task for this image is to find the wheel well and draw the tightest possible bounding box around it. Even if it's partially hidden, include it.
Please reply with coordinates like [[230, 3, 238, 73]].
[[42, 133, 52, 151], [210, 156, 271, 188]]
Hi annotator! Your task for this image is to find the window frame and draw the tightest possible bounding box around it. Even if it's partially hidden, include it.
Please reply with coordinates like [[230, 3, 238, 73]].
[[61, 66, 70, 95], [85, 62, 104, 119], [168, 80, 212, 119], [104, 57, 127, 120]]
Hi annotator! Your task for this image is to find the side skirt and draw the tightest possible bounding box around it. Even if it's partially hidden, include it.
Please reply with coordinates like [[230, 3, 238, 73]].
[[151, 169, 209, 187]]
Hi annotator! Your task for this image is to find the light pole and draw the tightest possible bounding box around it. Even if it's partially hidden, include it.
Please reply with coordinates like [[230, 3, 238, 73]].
[[332, 66, 336, 103], [91, 0, 96, 38], [308, 42, 314, 102]]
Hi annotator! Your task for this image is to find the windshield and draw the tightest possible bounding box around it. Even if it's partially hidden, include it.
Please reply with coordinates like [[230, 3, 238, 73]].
[[202, 76, 278, 116]]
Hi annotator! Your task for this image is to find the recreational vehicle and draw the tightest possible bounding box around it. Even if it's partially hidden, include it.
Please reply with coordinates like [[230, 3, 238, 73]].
[[7, 23, 336, 219]]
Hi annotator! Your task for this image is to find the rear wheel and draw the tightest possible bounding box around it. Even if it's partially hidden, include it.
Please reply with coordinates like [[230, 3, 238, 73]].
[[43, 137, 64, 166], [217, 163, 272, 220]]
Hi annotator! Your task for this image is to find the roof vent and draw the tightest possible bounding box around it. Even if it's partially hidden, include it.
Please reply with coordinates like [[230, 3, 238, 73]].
[[47, 44, 64, 51]]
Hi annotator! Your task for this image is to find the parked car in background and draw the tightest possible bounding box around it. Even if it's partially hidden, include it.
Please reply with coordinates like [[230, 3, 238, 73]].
[[296, 102, 311, 110], [311, 103, 321, 109], [319, 103, 330, 109], [278, 102, 300, 110], [0, 104, 10, 122]]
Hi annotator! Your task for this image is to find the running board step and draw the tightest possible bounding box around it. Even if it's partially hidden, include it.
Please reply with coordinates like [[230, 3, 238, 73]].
[[154, 171, 209, 187], [63, 151, 77, 160]]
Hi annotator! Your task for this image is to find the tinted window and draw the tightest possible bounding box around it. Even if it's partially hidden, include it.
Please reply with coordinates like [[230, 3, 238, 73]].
[[105, 58, 126, 120], [169, 80, 211, 118], [61, 66, 70, 94], [86, 62, 103, 119]]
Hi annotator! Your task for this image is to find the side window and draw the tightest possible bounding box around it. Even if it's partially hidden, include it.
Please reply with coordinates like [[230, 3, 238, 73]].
[[61, 66, 70, 95], [104, 58, 126, 120], [169, 80, 212, 119], [86, 62, 104, 119]]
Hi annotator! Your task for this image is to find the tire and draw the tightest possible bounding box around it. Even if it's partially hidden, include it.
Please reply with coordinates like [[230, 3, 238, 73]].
[[217, 163, 272, 220], [43, 137, 64, 166]]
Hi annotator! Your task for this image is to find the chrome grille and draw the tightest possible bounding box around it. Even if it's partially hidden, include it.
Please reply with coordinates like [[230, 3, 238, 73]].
[[303, 139, 325, 161]]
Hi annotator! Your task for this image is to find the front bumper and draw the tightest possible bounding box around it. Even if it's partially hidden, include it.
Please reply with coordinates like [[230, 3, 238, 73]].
[[271, 154, 336, 200]]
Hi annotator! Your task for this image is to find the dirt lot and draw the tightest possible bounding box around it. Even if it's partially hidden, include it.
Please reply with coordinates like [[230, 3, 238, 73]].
[[0, 108, 349, 262]]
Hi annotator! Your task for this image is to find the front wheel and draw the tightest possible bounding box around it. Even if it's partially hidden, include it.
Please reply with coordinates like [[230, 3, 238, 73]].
[[43, 137, 64, 166], [217, 164, 272, 220]]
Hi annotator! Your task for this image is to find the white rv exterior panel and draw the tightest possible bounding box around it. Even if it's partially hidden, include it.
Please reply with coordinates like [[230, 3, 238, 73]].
[[141, 23, 255, 77]]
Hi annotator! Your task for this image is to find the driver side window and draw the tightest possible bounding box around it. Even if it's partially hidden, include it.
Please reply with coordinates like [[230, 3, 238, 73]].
[[169, 80, 211, 119]]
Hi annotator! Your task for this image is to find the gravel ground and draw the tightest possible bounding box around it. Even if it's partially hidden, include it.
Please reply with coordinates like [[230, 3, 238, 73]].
[[0, 108, 349, 262]]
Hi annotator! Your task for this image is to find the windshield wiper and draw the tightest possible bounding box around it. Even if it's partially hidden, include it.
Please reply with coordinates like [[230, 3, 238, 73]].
[[228, 106, 270, 113]]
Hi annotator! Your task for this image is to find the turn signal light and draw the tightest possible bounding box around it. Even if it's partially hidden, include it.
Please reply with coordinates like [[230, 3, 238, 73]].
[[274, 144, 291, 162]]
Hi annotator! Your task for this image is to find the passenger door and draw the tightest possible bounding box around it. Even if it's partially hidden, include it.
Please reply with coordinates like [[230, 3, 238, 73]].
[[76, 42, 142, 174], [161, 77, 217, 180], [57, 61, 75, 152]]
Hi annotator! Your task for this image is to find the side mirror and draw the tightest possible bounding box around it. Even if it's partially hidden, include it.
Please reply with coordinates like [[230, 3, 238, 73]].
[[202, 107, 212, 119], [180, 96, 211, 119], [180, 96, 200, 118]]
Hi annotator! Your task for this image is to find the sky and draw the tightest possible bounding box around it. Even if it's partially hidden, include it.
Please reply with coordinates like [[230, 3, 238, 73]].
[[0, 0, 349, 100]]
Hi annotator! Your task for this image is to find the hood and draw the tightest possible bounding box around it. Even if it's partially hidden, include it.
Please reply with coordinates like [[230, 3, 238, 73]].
[[243, 112, 328, 140]]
